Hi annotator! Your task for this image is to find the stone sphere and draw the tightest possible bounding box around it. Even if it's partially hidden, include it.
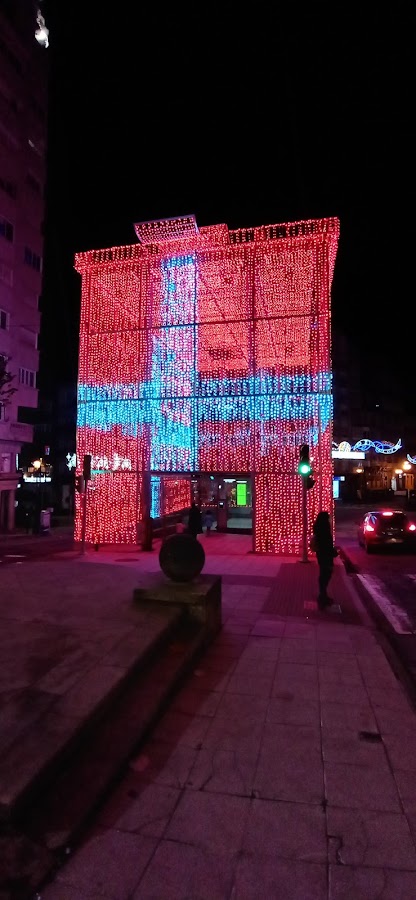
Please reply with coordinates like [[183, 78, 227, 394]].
[[159, 533, 205, 582]]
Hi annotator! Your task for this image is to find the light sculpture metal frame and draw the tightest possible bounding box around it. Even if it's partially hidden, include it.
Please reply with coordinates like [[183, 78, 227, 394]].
[[74, 215, 339, 554]]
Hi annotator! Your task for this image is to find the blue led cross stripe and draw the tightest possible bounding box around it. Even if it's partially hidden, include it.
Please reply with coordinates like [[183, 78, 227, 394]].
[[149, 256, 197, 470]]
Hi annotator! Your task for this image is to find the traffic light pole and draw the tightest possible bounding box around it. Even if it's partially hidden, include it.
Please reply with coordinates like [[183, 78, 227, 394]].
[[80, 454, 92, 556], [301, 475, 309, 563], [81, 484, 88, 555], [298, 444, 311, 563]]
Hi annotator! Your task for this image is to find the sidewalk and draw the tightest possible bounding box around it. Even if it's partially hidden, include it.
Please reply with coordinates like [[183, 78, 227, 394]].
[[3, 534, 416, 898]]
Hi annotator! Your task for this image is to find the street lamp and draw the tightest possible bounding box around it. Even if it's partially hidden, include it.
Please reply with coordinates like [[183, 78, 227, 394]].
[[355, 466, 365, 501], [31, 458, 46, 530], [33, 459, 42, 523], [35, 7, 49, 48]]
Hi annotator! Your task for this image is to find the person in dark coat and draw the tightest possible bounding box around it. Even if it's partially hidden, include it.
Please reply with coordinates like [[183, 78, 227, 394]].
[[204, 509, 214, 534], [187, 502, 202, 539], [312, 511, 338, 609]]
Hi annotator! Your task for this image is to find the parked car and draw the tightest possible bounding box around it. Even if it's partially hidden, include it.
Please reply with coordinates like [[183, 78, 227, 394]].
[[357, 509, 416, 553]]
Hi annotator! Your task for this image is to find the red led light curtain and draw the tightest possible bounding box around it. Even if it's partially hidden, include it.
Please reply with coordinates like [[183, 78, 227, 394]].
[[75, 217, 339, 554]]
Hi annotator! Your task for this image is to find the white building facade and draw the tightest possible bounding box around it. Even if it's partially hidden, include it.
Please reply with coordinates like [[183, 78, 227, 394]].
[[0, 2, 48, 529]]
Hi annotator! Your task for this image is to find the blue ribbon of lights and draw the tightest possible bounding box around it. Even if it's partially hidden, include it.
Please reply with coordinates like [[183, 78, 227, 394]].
[[77, 371, 332, 404], [352, 438, 402, 454], [77, 381, 332, 430]]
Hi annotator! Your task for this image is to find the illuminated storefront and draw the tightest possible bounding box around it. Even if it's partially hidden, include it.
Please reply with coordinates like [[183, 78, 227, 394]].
[[74, 215, 339, 554]]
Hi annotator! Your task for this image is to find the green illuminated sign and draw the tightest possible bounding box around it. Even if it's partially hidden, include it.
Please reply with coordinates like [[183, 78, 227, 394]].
[[236, 482, 247, 506]]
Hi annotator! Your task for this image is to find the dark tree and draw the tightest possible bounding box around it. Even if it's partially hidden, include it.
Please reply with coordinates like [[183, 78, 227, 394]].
[[0, 355, 17, 409]]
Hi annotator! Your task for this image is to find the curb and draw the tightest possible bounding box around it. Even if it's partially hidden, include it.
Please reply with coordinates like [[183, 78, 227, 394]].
[[338, 547, 416, 712]]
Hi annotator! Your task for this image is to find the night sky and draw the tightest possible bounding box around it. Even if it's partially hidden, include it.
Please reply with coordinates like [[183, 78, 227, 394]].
[[40, 6, 413, 409]]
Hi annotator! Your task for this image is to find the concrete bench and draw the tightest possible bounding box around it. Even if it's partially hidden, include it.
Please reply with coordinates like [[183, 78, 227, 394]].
[[133, 574, 222, 641]]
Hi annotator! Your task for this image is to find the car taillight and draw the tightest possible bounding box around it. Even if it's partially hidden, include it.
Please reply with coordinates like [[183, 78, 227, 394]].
[[364, 523, 375, 533], [381, 511, 394, 517], [407, 523, 416, 532]]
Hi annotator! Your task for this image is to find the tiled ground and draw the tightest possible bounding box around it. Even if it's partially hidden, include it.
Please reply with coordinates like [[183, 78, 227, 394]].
[[39, 568, 416, 900], [263, 560, 362, 624]]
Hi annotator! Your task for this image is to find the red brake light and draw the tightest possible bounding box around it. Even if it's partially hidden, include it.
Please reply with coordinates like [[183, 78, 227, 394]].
[[381, 511, 394, 517], [364, 523, 375, 533], [408, 523, 416, 532]]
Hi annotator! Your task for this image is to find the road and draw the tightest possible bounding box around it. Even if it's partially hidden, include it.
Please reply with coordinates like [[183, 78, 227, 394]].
[[0, 526, 75, 564], [335, 501, 416, 689], [335, 503, 416, 630]]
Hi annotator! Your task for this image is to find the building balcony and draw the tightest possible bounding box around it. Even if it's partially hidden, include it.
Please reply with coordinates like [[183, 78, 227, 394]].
[[10, 421, 33, 443]]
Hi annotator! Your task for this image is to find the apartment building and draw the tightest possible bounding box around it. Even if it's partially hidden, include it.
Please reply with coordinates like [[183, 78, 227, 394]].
[[0, 1, 48, 529]]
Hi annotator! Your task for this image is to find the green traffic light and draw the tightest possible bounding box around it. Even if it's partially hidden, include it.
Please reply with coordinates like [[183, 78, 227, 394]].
[[298, 462, 312, 475]]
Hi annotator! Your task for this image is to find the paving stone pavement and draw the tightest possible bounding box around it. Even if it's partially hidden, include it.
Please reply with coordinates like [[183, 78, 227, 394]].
[[3, 533, 416, 899]]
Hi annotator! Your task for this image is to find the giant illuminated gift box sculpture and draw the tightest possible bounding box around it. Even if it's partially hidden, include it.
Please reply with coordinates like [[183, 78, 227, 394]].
[[74, 214, 339, 555]]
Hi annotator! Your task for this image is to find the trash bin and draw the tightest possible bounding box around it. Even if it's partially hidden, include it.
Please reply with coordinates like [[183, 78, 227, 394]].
[[217, 500, 228, 530], [39, 509, 51, 533]]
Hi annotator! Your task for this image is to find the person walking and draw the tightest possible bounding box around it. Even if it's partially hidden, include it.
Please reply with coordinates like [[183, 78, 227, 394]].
[[187, 502, 202, 539], [204, 509, 214, 535], [312, 510, 338, 609]]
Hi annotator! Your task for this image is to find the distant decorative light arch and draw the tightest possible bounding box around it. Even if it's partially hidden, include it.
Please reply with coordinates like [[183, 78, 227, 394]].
[[333, 439, 402, 455], [352, 438, 402, 455]]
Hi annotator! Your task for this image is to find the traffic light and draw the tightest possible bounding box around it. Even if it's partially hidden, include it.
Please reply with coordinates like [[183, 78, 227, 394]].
[[75, 475, 85, 493], [298, 444, 311, 476], [306, 474, 315, 490], [83, 453, 92, 481]]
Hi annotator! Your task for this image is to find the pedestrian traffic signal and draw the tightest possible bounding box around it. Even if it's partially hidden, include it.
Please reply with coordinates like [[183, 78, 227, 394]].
[[298, 444, 311, 476], [83, 453, 92, 481]]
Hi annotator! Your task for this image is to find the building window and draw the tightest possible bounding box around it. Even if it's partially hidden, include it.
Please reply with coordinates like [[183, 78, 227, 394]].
[[24, 247, 42, 272], [0, 176, 17, 199], [19, 367, 37, 388], [0, 261, 13, 286], [0, 217, 14, 242], [1, 453, 11, 472], [0, 308, 9, 330]]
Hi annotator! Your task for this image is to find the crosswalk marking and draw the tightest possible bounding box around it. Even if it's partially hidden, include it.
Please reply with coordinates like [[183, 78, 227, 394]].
[[358, 574, 414, 634]]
